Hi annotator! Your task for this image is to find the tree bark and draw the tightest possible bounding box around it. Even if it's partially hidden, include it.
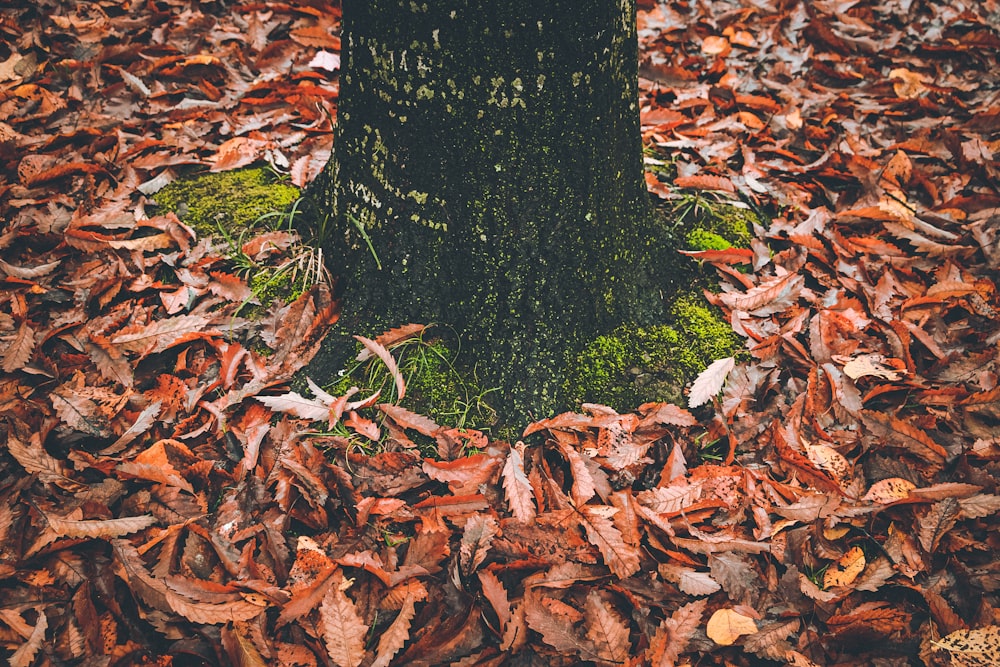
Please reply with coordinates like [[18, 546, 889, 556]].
[[311, 0, 670, 421]]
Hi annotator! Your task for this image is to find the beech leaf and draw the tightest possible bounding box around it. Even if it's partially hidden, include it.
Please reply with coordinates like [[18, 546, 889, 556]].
[[502, 442, 537, 523], [688, 357, 735, 408], [320, 579, 368, 667], [371, 592, 416, 667]]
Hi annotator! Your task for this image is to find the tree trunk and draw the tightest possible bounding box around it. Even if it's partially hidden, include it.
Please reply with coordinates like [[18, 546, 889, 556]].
[[311, 0, 670, 421]]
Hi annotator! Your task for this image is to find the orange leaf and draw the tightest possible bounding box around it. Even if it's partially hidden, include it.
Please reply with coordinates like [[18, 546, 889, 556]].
[[823, 546, 866, 589], [344, 411, 381, 441], [673, 174, 736, 192], [501, 442, 537, 523], [320, 577, 368, 667]]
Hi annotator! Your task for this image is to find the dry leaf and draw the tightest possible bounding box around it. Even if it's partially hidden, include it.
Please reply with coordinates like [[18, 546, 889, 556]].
[[355, 335, 405, 400], [659, 564, 721, 596], [8, 609, 46, 667], [502, 442, 537, 523], [371, 592, 415, 667], [579, 505, 641, 579], [706, 608, 757, 645], [823, 546, 866, 589], [45, 514, 157, 539], [931, 625, 1000, 666], [584, 590, 630, 663], [320, 578, 368, 667], [841, 353, 904, 381], [688, 357, 735, 408], [646, 598, 706, 666], [459, 514, 499, 576], [863, 477, 916, 503]]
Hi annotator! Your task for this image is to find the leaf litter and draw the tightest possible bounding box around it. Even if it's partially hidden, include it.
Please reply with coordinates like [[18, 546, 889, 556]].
[[1, 0, 1000, 665]]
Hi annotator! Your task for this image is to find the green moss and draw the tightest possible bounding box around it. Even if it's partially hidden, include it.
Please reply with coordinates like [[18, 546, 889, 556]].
[[152, 168, 300, 237], [670, 294, 738, 369], [563, 293, 738, 410], [685, 229, 732, 251], [690, 203, 756, 248], [249, 268, 306, 310], [330, 336, 497, 435]]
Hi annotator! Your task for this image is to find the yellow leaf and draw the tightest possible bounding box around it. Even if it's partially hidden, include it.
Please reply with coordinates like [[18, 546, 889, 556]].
[[931, 625, 1000, 664], [804, 443, 850, 486], [889, 68, 927, 98], [823, 525, 850, 540], [863, 478, 916, 504], [702, 36, 730, 56], [823, 546, 866, 589], [706, 608, 757, 646]]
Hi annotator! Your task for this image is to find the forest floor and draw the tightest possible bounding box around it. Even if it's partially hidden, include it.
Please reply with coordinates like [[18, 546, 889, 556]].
[[2, 1, 1000, 665]]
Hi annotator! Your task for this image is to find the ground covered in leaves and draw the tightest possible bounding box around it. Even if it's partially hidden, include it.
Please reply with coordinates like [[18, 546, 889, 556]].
[[2, 0, 1000, 665]]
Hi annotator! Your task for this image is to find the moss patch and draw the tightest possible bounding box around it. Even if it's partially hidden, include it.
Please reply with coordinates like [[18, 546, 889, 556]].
[[688, 202, 756, 248], [152, 168, 300, 237], [563, 294, 738, 410]]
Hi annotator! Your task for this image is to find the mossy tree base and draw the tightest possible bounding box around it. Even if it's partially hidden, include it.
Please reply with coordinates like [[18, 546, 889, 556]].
[[309, 0, 679, 424]]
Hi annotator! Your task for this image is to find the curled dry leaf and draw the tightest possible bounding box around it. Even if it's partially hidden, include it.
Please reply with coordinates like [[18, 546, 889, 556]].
[[45, 513, 157, 539], [354, 335, 405, 400]]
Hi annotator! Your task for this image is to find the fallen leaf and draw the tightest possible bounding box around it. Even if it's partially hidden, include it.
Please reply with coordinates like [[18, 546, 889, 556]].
[[863, 478, 916, 504], [823, 546, 866, 589], [706, 608, 757, 646], [688, 357, 735, 408]]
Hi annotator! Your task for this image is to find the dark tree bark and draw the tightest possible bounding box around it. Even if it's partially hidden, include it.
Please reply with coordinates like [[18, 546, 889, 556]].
[[311, 0, 672, 421]]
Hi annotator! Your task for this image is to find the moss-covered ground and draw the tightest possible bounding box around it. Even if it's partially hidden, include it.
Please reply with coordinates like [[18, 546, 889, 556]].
[[150, 168, 314, 310], [152, 168, 301, 238]]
